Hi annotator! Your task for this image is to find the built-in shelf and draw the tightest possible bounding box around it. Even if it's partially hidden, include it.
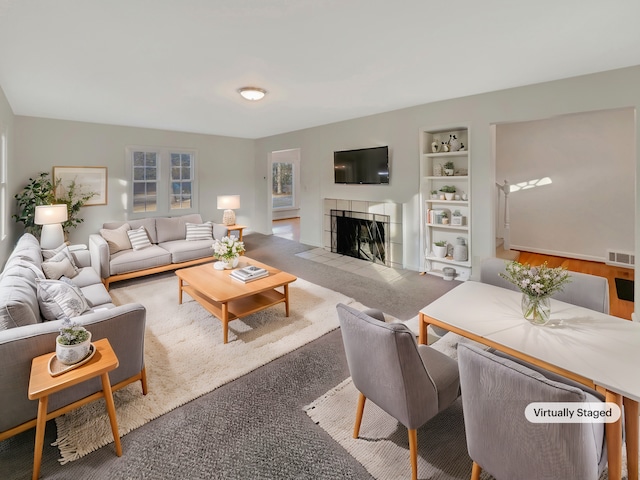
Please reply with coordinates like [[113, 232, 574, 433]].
[[426, 223, 469, 231], [424, 151, 470, 158]]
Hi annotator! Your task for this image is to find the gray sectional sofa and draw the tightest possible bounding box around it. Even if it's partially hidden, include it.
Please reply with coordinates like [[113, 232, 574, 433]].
[[0, 233, 147, 441], [89, 213, 228, 289]]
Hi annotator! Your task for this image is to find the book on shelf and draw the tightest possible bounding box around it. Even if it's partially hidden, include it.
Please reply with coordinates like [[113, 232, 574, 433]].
[[230, 265, 269, 282]]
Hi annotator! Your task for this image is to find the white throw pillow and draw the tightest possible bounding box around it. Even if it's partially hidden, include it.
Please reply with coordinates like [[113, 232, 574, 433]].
[[100, 223, 132, 254], [37, 277, 90, 320], [42, 244, 78, 268], [127, 226, 152, 250], [185, 222, 213, 241], [42, 256, 78, 280]]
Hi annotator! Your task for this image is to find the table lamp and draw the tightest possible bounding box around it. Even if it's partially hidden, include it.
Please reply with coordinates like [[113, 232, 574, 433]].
[[34, 204, 68, 249], [217, 195, 240, 226]]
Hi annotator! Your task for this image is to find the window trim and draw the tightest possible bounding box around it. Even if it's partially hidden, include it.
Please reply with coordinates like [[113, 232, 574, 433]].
[[125, 145, 198, 217]]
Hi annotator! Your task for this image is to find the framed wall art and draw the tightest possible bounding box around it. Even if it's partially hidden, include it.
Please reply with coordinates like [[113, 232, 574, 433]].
[[52, 166, 108, 206]]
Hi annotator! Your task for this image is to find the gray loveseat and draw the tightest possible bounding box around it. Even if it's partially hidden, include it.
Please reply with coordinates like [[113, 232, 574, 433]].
[[89, 213, 228, 289], [0, 233, 146, 442]]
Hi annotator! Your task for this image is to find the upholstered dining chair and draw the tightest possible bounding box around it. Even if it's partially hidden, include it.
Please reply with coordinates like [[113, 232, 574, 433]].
[[480, 257, 610, 313], [458, 343, 608, 480], [336, 303, 460, 480]]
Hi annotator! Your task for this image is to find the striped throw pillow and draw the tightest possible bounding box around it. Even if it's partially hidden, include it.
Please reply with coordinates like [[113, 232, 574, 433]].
[[126, 226, 152, 250], [185, 222, 213, 241]]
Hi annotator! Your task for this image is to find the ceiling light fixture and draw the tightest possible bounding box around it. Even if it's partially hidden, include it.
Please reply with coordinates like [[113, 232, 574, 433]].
[[238, 87, 266, 101]]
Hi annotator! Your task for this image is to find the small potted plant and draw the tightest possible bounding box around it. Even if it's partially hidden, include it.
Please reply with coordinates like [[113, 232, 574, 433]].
[[441, 211, 449, 225], [440, 185, 456, 200], [451, 210, 464, 225], [443, 161, 455, 176], [432, 240, 448, 258], [56, 318, 92, 365], [212, 235, 246, 269], [430, 190, 439, 200]]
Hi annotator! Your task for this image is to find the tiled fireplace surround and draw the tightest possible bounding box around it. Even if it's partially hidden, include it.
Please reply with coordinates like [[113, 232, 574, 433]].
[[323, 198, 403, 269]]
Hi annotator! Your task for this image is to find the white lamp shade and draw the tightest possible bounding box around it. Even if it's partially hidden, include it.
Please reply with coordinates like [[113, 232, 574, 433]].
[[217, 195, 240, 210], [34, 204, 68, 225]]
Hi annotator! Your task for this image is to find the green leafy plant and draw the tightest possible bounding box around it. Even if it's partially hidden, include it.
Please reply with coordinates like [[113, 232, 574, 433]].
[[430, 190, 438, 195], [434, 240, 447, 247], [439, 211, 448, 219], [440, 185, 456, 193], [443, 161, 455, 170], [57, 317, 90, 345], [452, 210, 462, 216], [13, 172, 96, 236]]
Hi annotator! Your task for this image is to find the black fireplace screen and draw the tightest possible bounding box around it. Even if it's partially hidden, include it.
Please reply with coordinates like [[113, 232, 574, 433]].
[[330, 210, 390, 265]]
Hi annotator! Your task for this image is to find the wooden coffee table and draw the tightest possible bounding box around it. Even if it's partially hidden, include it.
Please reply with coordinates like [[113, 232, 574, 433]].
[[175, 257, 297, 343]]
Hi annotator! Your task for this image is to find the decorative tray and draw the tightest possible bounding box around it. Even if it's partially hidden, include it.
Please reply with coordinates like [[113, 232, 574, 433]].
[[48, 344, 96, 377]]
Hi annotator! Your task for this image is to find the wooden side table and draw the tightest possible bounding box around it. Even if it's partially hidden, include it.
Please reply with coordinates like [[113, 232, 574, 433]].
[[28, 338, 122, 480], [224, 224, 247, 242]]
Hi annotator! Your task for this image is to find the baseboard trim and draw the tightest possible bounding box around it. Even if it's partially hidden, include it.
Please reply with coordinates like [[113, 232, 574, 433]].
[[510, 245, 605, 264]]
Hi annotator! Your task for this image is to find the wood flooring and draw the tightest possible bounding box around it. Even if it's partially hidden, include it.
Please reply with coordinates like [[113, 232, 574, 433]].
[[517, 251, 634, 320]]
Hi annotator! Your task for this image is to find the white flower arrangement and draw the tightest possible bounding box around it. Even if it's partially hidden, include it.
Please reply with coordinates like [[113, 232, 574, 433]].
[[500, 261, 571, 298], [212, 235, 245, 260]]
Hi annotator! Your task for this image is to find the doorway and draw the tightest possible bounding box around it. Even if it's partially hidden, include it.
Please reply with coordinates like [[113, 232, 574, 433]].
[[270, 148, 301, 237]]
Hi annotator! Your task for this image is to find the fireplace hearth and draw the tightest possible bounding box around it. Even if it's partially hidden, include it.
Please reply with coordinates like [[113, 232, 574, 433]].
[[330, 209, 390, 265]]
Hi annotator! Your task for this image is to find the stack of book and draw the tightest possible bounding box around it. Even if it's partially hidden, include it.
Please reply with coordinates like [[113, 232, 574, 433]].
[[230, 265, 269, 283]]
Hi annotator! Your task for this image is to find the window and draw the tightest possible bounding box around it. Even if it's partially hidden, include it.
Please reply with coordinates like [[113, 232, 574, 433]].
[[127, 146, 197, 215], [272, 162, 294, 209]]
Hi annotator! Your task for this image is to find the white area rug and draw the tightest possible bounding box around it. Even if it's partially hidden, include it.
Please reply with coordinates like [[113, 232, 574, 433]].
[[54, 274, 360, 463]]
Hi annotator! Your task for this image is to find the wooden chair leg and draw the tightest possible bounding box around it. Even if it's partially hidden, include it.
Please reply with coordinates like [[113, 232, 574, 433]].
[[140, 366, 148, 395], [471, 461, 482, 480], [408, 428, 418, 480], [352, 392, 366, 438]]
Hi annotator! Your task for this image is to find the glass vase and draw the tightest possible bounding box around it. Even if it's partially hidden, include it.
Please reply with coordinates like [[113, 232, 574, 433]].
[[521, 294, 551, 326]]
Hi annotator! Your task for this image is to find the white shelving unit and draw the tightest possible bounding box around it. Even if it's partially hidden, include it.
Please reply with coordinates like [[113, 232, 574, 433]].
[[419, 127, 471, 281]]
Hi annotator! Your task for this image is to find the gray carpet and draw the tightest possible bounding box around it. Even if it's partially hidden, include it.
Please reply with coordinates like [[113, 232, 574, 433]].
[[0, 233, 460, 479]]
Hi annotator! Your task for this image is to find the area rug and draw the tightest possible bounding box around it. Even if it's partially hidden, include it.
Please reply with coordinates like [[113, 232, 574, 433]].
[[54, 273, 359, 463]]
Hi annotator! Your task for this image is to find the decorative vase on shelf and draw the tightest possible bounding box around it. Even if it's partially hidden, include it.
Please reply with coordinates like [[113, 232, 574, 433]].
[[521, 295, 551, 326], [56, 331, 92, 365]]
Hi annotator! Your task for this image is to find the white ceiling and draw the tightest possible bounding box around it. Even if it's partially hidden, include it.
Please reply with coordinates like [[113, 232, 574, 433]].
[[1, 0, 639, 139]]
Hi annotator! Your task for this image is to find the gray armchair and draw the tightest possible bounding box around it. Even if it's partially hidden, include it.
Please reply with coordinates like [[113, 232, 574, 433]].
[[480, 257, 610, 313], [458, 343, 608, 480], [336, 303, 460, 480]]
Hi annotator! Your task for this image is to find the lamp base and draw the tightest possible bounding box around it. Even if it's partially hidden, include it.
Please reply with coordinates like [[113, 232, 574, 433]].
[[222, 209, 236, 226], [40, 224, 65, 250]]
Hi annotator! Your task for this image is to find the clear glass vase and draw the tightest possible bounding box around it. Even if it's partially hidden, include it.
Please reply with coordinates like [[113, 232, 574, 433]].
[[521, 294, 551, 326]]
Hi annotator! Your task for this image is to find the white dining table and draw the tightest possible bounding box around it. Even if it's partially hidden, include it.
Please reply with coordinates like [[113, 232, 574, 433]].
[[418, 281, 639, 480]]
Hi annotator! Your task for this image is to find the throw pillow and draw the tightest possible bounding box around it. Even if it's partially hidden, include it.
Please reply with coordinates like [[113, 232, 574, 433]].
[[127, 226, 152, 250], [36, 278, 90, 321], [42, 243, 78, 268], [42, 257, 78, 280], [99, 223, 132, 255], [185, 222, 213, 241]]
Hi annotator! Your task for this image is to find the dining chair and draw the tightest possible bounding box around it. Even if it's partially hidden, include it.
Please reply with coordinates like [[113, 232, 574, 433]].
[[336, 303, 460, 480], [480, 257, 610, 313], [458, 343, 608, 480]]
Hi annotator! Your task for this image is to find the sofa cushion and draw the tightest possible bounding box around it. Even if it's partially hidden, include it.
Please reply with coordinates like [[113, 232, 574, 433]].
[[100, 223, 132, 255], [42, 243, 77, 265], [185, 222, 214, 241], [159, 239, 214, 264], [156, 214, 203, 243], [109, 245, 172, 275], [79, 283, 113, 307], [71, 266, 104, 289], [8, 234, 43, 268], [37, 278, 90, 321], [127, 218, 158, 244], [0, 275, 41, 329], [127, 226, 152, 250], [42, 256, 78, 280]]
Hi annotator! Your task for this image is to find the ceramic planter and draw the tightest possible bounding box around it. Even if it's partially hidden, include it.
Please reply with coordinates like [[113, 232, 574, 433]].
[[56, 331, 92, 365]]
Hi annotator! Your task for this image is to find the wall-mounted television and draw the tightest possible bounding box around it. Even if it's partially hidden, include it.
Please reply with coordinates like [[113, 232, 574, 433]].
[[334, 146, 389, 185]]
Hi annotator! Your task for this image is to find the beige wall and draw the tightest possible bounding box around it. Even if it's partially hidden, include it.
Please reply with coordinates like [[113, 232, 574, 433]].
[[0, 85, 15, 262], [12, 117, 254, 246], [254, 66, 640, 286]]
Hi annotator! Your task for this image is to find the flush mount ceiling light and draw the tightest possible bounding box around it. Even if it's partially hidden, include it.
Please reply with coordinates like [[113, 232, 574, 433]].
[[238, 87, 266, 101]]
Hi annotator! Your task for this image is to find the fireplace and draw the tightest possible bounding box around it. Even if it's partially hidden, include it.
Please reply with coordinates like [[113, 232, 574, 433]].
[[330, 209, 390, 265]]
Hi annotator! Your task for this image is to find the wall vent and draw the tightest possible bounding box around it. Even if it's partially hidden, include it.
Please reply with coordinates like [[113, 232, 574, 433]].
[[606, 250, 635, 268]]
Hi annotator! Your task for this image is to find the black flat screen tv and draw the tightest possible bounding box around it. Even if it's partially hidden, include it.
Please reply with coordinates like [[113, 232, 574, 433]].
[[334, 146, 389, 185]]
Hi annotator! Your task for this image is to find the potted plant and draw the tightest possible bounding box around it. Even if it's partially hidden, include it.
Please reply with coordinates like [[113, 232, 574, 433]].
[[56, 318, 92, 365], [13, 172, 96, 238], [441, 211, 449, 225], [451, 210, 464, 225], [432, 240, 448, 258], [440, 185, 456, 201], [212, 235, 246, 269], [443, 161, 455, 176], [430, 190, 439, 199]]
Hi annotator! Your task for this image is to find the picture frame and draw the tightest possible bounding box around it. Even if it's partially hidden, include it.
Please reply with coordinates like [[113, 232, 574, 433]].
[[52, 166, 108, 206]]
